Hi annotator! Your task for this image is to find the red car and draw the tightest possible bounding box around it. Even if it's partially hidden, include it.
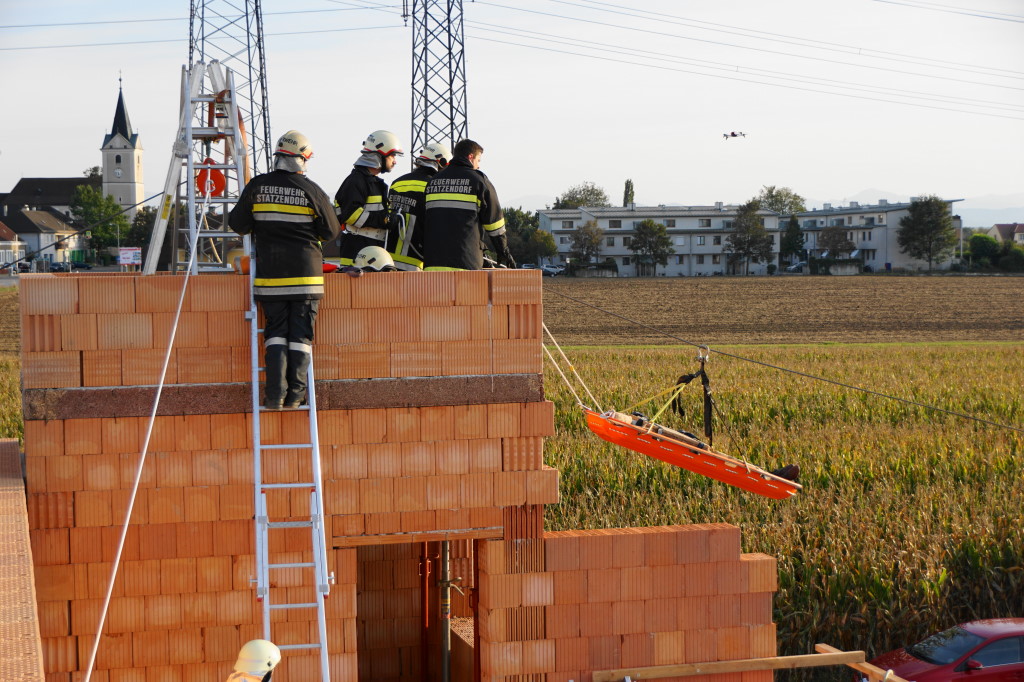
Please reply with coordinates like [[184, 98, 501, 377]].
[[867, 619, 1024, 682]]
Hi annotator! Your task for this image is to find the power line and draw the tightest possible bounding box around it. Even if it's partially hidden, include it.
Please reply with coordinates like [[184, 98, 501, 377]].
[[871, 0, 1024, 23], [567, 0, 1024, 78], [467, 31, 1024, 120], [543, 287, 1024, 436], [474, 1, 1024, 92], [468, 20, 1024, 113]]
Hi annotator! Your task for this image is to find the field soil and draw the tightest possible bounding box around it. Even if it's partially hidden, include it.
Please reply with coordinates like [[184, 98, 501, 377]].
[[543, 275, 1024, 345]]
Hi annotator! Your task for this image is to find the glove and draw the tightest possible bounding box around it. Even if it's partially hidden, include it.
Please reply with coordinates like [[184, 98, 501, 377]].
[[385, 211, 404, 233], [493, 234, 516, 269]]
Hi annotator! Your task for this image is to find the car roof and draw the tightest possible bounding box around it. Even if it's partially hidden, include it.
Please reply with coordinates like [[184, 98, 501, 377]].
[[961, 619, 1024, 638]]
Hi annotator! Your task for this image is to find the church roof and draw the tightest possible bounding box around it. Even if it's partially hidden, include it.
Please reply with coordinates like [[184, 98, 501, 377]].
[[2, 177, 101, 211], [102, 87, 140, 148]]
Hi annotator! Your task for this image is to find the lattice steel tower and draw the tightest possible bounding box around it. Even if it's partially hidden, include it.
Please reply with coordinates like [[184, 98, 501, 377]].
[[405, 0, 469, 157], [190, 0, 273, 176]]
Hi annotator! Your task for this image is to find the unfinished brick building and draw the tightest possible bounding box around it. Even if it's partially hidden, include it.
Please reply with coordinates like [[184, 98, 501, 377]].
[[20, 269, 777, 681]]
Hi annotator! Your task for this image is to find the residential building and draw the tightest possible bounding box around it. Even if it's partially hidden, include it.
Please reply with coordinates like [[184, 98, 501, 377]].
[[538, 203, 780, 276], [987, 223, 1024, 246], [1, 208, 88, 267], [782, 198, 963, 272]]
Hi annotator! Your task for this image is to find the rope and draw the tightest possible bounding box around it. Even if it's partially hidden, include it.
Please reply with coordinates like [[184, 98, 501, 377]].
[[544, 288, 1024, 435], [541, 343, 587, 408], [542, 322, 602, 409], [647, 383, 687, 425], [82, 193, 209, 682]]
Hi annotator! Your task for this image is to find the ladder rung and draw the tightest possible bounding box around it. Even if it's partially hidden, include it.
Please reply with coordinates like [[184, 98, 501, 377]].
[[262, 483, 315, 489], [191, 126, 234, 137], [267, 520, 314, 529], [260, 443, 313, 450], [278, 643, 322, 651], [268, 602, 317, 610], [269, 562, 316, 569]]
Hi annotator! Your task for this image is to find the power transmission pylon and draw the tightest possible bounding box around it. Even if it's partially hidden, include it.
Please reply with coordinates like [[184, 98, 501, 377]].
[[190, 0, 273, 176], [405, 0, 469, 159]]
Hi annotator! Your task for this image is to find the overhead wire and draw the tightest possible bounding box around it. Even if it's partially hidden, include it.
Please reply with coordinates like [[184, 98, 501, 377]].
[[542, 287, 1024, 436], [871, 0, 1024, 23]]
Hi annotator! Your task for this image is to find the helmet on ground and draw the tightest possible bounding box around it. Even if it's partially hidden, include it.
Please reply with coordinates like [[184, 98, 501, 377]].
[[416, 141, 451, 167], [274, 130, 313, 159], [233, 639, 281, 674], [354, 245, 397, 272], [362, 130, 403, 157]]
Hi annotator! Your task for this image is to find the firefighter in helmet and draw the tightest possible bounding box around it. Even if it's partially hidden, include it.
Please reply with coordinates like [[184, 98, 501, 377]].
[[333, 129, 403, 266], [387, 140, 451, 271], [226, 639, 281, 681]]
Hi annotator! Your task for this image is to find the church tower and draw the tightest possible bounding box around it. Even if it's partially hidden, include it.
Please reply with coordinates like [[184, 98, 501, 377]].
[[101, 80, 144, 218]]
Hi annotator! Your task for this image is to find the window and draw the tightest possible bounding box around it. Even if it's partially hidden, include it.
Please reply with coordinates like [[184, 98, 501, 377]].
[[561, 220, 573, 228], [698, 219, 711, 227], [676, 255, 685, 265], [559, 236, 569, 244], [623, 237, 632, 247], [722, 220, 734, 229], [712, 255, 721, 265], [606, 237, 615, 247], [696, 236, 706, 246], [696, 255, 705, 264], [608, 220, 621, 228], [115, 154, 122, 164], [712, 236, 721, 245], [665, 219, 676, 227], [846, 217, 853, 225], [848, 232, 853, 241], [623, 256, 631, 265], [674, 237, 685, 246], [973, 637, 1023, 667]]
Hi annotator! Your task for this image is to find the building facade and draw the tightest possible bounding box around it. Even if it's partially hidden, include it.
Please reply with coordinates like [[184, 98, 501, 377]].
[[101, 83, 144, 218], [538, 203, 780, 277]]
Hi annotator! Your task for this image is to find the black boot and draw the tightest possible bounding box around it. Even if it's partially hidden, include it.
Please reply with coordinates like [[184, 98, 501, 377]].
[[263, 344, 288, 410], [284, 349, 311, 408]]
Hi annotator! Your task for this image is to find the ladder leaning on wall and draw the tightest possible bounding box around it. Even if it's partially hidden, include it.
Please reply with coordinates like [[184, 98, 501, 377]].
[[246, 262, 334, 680]]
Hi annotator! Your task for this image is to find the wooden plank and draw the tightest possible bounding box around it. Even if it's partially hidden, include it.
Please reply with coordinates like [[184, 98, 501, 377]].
[[816, 643, 912, 682], [593, 650, 866, 682], [331, 525, 502, 548]]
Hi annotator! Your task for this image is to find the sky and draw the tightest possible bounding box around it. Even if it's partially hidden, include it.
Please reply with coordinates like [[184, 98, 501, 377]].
[[1, 0, 1022, 225]]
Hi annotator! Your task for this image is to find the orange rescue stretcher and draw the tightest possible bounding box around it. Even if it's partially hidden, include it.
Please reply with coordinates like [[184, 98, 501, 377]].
[[584, 408, 802, 500]]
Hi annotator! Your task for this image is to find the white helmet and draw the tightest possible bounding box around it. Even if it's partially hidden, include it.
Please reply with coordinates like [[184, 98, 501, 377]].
[[354, 245, 396, 272], [234, 639, 281, 674], [275, 130, 313, 160], [362, 130, 404, 157], [416, 141, 451, 167]]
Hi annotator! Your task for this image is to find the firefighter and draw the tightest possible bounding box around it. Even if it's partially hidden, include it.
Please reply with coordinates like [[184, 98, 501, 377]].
[[226, 639, 281, 681], [228, 130, 340, 410], [387, 141, 451, 271], [423, 139, 515, 271], [334, 129, 403, 266]]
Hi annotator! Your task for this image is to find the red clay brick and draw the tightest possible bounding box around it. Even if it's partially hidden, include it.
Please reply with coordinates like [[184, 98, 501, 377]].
[[23, 351, 82, 388], [82, 349, 122, 387], [60, 313, 98, 350], [20, 277, 78, 315]]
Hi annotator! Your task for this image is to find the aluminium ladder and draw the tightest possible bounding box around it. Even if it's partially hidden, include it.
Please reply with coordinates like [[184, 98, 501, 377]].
[[143, 60, 249, 275], [247, 265, 334, 680]]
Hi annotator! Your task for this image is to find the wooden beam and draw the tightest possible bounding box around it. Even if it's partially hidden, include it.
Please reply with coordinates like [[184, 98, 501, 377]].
[[815, 643, 911, 682], [332, 526, 503, 548], [593, 650, 866, 682]]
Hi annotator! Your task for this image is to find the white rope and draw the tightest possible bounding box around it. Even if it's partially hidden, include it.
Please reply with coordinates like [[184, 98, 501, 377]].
[[542, 322, 602, 410], [541, 342, 587, 408], [82, 197, 206, 682]]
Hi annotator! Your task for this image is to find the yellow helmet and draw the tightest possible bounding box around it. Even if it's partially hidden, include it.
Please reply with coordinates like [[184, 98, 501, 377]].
[[362, 130, 403, 157], [354, 245, 396, 272], [233, 639, 281, 674], [274, 130, 313, 160]]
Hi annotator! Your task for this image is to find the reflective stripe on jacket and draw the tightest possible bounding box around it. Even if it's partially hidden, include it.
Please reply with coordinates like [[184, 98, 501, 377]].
[[422, 157, 504, 270], [228, 169, 340, 301], [388, 166, 436, 271]]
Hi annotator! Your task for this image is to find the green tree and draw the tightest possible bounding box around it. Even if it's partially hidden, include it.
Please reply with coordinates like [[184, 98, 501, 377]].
[[83, 166, 102, 180], [897, 195, 956, 271], [569, 220, 604, 265], [622, 179, 635, 207], [724, 200, 773, 274], [755, 185, 806, 214], [503, 207, 557, 265], [779, 216, 804, 264], [819, 225, 856, 257], [126, 205, 156, 249], [968, 233, 999, 268], [552, 181, 610, 209], [998, 245, 1024, 272], [629, 219, 674, 276], [69, 185, 130, 250]]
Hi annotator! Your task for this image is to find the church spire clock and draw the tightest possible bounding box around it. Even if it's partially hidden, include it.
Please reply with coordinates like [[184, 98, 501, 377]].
[[101, 75, 144, 218]]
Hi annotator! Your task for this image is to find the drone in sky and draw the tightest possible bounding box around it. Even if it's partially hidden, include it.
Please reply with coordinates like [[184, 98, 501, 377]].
[[723, 131, 747, 139]]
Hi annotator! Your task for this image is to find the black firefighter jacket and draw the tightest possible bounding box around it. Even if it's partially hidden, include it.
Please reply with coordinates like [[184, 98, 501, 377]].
[[228, 170, 340, 301], [388, 165, 436, 270], [334, 166, 391, 243], [423, 157, 505, 270]]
